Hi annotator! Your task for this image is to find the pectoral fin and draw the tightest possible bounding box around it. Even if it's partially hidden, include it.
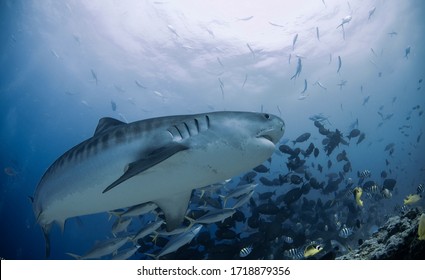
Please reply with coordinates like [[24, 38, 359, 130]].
[[102, 143, 189, 193]]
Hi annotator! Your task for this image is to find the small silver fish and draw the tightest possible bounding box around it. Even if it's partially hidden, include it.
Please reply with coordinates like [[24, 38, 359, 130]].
[[337, 16, 352, 29], [190, 209, 236, 225], [231, 190, 254, 209], [218, 77, 224, 87], [153, 224, 203, 259], [222, 183, 257, 207], [119, 202, 158, 218], [337, 56, 342, 73], [290, 58, 302, 80], [368, 7, 376, 20], [167, 25, 180, 37], [217, 57, 224, 67], [314, 81, 327, 90], [112, 217, 132, 236], [237, 16, 254, 21], [292, 34, 298, 50], [132, 220, 164, 242], [301, 79, 308, 94], [156, 224, 194, 236], [206, 28, 215, 38], [67, 236, 130, 259], [242, 74, 248, 88], [268, 21, 284, 27], [197, 181, 228, 198], [50, 49, 59, 58], [135, 80, 146, 88], [246, 43, 256, 58], [91, 69, 98, 85], [220, 83, 224, 99], [112, 245, 140, 260]]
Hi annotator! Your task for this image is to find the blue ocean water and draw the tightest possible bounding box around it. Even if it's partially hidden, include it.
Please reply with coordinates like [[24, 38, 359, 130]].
[[0, 0, 424, 260]]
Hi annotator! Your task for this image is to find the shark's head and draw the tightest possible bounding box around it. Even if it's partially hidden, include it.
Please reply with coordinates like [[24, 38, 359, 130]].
[[253, 112, 285, 145], [200, 111, 285, 161], [209, 111, 285, 144]]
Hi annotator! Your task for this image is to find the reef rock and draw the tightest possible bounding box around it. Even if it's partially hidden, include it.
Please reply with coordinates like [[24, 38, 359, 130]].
[[337, 208, 425, 259]]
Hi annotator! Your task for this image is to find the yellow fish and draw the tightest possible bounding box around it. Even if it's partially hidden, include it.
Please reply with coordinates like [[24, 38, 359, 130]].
[[304, 244, 323, 258], [404, 194, 421, 205], [418, 214, 425, 241], [353, 187, 363, 207]]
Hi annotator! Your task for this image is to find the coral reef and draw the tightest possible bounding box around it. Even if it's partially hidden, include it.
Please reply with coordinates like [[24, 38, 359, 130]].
[[338, 209, 425, 259]]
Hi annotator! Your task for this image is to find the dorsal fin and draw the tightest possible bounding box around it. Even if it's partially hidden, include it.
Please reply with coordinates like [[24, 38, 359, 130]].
[[94, 117, 126, 136]]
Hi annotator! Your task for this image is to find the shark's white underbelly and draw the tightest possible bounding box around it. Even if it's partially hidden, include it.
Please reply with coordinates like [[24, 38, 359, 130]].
[[38, 138, 274, 226]]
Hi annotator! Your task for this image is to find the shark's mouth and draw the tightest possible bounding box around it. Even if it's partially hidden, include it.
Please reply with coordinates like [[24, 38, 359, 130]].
[[257, 130, 276, 144], [257, 124, 284, 144], [260, 135, 274, 143]]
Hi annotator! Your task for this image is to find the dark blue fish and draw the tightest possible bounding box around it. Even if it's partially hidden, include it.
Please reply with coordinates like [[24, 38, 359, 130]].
[[313, 148, 319, 157], [253, 164, 269, 173], [292, 132, 311, 144], [356, 133, 365, 144], [383, 178, 397, 191], [348, 129, 360, 140]]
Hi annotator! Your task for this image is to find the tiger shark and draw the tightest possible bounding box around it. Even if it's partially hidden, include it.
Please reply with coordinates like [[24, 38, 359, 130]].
[[33, 111, 285, 257]]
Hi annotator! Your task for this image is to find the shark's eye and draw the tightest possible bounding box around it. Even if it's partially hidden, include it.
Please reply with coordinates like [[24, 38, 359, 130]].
[[264, 113, 270, 120]]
